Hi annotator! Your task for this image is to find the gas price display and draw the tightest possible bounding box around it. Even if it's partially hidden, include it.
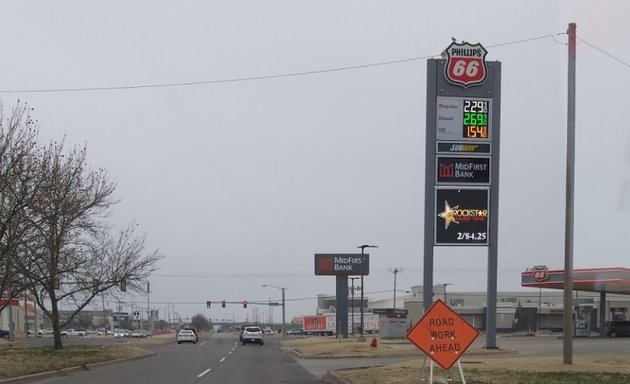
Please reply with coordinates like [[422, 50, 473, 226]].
[[463, 99, 489, 139], [436, 97, 492, 141]]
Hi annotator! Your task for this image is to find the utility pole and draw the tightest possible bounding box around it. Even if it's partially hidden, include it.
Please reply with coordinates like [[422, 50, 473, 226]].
[[146, 281, 151, 332], [563, 22, 577, 365], [390, 268, 403, 310]]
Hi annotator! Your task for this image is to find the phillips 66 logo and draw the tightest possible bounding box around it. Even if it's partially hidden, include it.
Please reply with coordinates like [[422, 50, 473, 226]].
[[532, 265, 549, 282], [443, 41, 488, 88]]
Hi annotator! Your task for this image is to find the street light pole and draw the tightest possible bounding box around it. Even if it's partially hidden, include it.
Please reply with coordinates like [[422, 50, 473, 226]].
[[263, 284, 287, 337], [349, 277, 359, 335], [358, 244, 378, 339], [442, 283, 453, 304]]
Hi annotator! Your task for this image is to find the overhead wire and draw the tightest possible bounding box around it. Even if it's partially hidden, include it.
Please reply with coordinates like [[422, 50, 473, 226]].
[[579, 38, 630, 69], [0, 32, 565, 94]]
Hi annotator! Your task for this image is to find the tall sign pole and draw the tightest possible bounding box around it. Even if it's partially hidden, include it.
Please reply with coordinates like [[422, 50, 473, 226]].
[[423, 41, 501, 348]]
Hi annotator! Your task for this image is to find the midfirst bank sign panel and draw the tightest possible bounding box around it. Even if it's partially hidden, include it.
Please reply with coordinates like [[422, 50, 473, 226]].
[[314, 254, 370, 276]]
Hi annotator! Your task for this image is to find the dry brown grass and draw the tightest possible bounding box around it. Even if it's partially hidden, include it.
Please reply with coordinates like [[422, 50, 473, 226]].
[[282, 336, 423, 358], [335, 356, 630, 384], [0, 334, 177, 379], [283, 337, 630, 384], [0, 345, 151, 379]]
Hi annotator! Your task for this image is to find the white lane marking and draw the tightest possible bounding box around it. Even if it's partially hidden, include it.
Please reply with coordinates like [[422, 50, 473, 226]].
[[197, 368, 211, 378], [220, 357, 226, 363], [200, 341, 207, 346]]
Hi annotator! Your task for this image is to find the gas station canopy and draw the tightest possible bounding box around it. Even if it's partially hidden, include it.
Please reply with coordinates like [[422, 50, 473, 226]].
[[521, 267, 630, 295]]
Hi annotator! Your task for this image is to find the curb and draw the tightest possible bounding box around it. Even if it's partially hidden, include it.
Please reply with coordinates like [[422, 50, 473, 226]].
[[325, 370, 351, 384], [0, 349, 155, 383]]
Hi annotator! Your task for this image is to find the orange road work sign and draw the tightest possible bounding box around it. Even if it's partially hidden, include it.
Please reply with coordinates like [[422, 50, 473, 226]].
[[406, 299, 479, 370]]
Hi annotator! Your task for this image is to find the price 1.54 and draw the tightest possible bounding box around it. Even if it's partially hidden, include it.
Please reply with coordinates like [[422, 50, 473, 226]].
[[464, 125, 488, 138]]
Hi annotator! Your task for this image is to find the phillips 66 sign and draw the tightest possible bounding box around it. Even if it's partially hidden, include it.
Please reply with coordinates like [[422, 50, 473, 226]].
[[443, 41, 488, 88]]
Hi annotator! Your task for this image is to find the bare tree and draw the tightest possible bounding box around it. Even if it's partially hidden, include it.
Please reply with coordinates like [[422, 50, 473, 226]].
[[191, 313, 210, 332], [22, 139, 162, 349], [0, 101, 40, 313]]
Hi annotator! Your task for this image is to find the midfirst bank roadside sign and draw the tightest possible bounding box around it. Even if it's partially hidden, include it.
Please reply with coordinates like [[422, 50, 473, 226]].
[[314, 253, 370, 276]]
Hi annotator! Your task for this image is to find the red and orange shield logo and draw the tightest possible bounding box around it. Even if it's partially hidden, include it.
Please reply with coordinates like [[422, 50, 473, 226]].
[[532, 265, 549, 282], [443, 42, 488, 88]]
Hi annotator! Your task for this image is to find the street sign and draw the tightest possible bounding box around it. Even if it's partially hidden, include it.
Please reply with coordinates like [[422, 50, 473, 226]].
[[406, 299, 479, 370], [435, 188, 489, 245]]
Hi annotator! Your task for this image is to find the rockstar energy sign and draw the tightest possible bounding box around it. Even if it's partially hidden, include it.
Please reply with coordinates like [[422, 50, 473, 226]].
[[435, 188, 488, 245]]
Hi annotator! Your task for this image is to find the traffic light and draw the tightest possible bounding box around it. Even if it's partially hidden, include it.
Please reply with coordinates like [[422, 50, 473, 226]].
[[92, 279, 100, 293], [221, 300, 226, 308], [53, 277, 60, 290], [242, 300, 248, 308], [206, 301, 211, 308], [120, 279, 127, 292]]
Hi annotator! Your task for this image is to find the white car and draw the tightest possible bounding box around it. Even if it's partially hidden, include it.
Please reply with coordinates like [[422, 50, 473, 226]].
[[62, 329, 87, 337], [114, 329, 130, 338], [176, 329, 197, 344], [37, 329, 54, 336], [241, 326, 264, 346]]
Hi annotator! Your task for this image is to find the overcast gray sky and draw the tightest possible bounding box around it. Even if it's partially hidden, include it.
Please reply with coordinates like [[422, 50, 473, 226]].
[[1, 1, 629, 323]]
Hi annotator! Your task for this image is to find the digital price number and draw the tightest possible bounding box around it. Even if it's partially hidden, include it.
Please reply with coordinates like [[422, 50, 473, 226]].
[[463, 100, 489, 139], [436, 96, 491, 141]]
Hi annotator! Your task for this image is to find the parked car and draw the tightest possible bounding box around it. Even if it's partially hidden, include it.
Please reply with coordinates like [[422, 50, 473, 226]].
[[241, 326, 264, 346], [37, 328, 54, 336], [61, 329, 87, 337], [0, 328, 9, 339], [131, 330, 151, 338], [113, 329, 130, 338], [176, 329, 197, 344], [607, 320, 630, 337]]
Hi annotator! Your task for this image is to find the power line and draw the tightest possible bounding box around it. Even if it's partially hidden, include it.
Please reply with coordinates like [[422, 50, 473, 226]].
[[579, 38, 630, 69], [0, 32, 564, 94]]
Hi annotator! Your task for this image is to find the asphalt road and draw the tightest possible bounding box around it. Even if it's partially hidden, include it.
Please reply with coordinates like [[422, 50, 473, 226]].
[[12, 333, 630, 383], [13, 333, 323, 384]]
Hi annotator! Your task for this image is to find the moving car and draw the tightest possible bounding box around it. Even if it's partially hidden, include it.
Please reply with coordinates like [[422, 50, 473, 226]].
[[177, 329, 197, 344], [239, 324, 256, 342], [183, 326, 198, 339], [37, 328, 54, 336], [0, 328, 9, 339], [241, 326, 264, 346]]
